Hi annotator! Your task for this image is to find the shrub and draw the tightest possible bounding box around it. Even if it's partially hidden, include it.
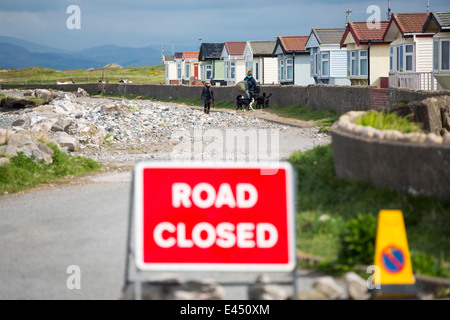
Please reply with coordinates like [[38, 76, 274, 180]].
[[337, 213, 377, 267]]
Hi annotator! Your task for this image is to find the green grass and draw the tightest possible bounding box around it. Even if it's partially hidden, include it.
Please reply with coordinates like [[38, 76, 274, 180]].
[[0, 143, 102, 194], [355, 109, 423, 133], [288, 144, 450, 278], [0, 65, 165, 85], [265, 104, 340, 132]]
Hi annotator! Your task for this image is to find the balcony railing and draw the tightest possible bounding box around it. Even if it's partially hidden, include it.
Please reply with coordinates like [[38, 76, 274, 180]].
[[389, 72, 437, 91]]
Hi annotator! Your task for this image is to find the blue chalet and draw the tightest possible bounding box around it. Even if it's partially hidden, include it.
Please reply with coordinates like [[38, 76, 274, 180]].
[[305, 28, 351, 85]]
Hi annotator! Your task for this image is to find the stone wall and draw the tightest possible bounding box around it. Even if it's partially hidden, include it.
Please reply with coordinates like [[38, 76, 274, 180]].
[[330, 111, 450, 201], [1, 83, 450, 115]]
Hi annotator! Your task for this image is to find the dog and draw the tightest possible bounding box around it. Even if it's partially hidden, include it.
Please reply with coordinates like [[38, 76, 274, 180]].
[[254, 92, 272, 109], [235, 95, 255, 112]]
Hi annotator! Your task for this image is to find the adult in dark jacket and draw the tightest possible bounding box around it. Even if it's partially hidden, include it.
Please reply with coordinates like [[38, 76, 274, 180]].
[[245, 71, 257, 98], [244, 70, 257, 110], [200, 81, 214, 114]]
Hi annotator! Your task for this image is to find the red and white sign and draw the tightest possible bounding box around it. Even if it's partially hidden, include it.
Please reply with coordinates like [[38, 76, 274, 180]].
[[134, 161, 296, 271]]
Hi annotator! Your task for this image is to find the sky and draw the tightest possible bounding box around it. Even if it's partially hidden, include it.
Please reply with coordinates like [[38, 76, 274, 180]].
[[0, 0, 449, 53]]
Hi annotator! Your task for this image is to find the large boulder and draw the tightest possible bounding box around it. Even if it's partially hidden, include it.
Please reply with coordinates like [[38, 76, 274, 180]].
[[51, 131, 80, 152], [65, 118, 106, 146], [0, 131, 54, 164]]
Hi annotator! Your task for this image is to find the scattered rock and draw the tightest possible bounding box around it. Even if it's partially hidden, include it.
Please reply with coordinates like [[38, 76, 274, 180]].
[[120, 276, 226, 300], [344, 272, 371, 300], [247, 274, 287, 300], [312, 276, 346, 300]]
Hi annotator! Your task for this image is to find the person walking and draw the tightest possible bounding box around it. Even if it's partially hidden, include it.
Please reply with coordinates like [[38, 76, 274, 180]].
[[244, 70, 257, 111], [200, 81, 214, 114]]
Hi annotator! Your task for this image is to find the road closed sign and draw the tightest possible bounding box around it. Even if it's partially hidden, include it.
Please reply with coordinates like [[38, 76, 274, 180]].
[[133, 161, 296, 272]]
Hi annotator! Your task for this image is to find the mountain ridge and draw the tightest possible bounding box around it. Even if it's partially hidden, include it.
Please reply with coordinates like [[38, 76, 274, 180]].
[[0, 35, 163, 70]]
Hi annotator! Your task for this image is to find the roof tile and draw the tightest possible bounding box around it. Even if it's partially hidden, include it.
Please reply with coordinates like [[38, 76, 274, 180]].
[[393, 13, 429, 34], [279, 36, 309, 52], [224, 42, 247, 55]]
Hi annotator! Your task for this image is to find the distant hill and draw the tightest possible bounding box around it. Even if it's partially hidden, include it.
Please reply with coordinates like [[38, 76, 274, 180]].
[[0, 35, 70, 54], [0, 43, 103, 70], [0, 36, 163, 70]]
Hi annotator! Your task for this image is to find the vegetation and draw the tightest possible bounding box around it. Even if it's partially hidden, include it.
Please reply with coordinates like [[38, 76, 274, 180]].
[[0, 143, 102, 195], [288, 144, 450, 279], [0, 65, 165, 85], [355, 109, 423, 133]]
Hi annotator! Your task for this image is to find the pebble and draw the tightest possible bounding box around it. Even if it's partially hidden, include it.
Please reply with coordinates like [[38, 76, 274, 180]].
[[1, 89, 330, 165]]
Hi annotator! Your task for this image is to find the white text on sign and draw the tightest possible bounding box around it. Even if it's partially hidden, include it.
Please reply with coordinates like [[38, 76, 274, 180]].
[[153, 222, 278, 249], [172, 183, 258, 209]]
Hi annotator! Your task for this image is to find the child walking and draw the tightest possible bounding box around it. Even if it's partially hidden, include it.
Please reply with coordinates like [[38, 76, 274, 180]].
[[200, 81, 214, 114]]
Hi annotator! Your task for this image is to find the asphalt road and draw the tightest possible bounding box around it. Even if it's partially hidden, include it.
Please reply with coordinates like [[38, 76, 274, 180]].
[[0, 170, 329, 300], [0, 123, 332, 300]]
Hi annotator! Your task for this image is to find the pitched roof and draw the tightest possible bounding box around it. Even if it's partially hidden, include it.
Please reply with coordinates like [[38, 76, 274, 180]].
[[174, 52, 183, 59], [224, 41, 247, 55], [182, 51, 199, 60], [277, 36, 309, 52], [341, 21, 390, 47], [391, 13, 429, 34], [312, 28, 346, 45], [199, 43, 224, 60], [423, 12, 450, 31], [163, 55, 174, 62], [248, 41, 277, 56]]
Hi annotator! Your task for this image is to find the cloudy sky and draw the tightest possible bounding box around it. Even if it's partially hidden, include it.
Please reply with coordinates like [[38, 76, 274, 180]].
[[1, 0, 449, 52]]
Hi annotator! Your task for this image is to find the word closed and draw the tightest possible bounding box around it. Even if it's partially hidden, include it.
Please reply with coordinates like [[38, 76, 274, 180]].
[[135, 162, 295, 271]]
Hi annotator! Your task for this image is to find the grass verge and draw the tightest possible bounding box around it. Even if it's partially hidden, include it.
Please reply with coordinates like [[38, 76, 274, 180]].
[[0, 66, 165, 85], [0, 143, 102, 195], [288, 143, 450, 279]]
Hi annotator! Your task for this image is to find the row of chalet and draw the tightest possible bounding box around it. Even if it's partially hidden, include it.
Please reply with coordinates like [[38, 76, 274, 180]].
[[162, 12, 450, 90]]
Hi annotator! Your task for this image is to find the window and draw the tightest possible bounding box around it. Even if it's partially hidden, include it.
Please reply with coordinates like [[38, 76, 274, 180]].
[[321, 53, 329, 77], [177, 64, 182, 79], [442, 40, 450, 71], [286, 59, 293, 80], [405, 45, 413, 72], [205, 65, 212, 80], [315, 51, 319, 75], [255, 62, 259, 81], [351, 51, 357, 76], [230, 61, 236, 79], [360, 51, 368, 76], [310, 50, 315, 75], [349, 50, 367, 77], [434, 40, 439, 71], [279, 60, 285, 80], [390, 46, 393, 71], [225, 61, 235, 80], [185, 64, 190, 78]]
